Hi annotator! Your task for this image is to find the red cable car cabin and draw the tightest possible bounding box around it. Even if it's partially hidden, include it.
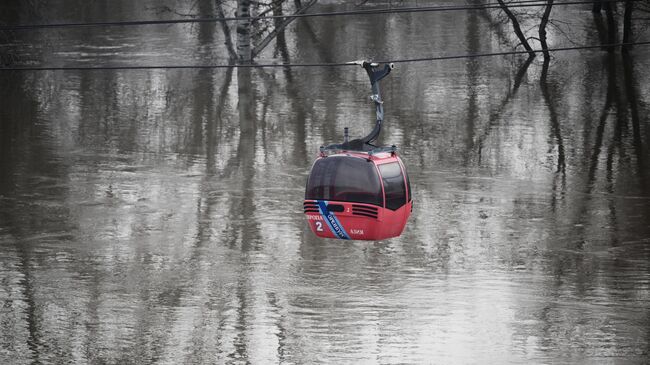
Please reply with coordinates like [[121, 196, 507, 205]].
[[304, 60, 412, 240], [304, 150, 412, 240]]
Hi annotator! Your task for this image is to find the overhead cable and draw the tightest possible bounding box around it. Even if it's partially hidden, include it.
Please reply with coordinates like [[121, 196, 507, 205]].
[[1, 41, 648, 71], [0, 0, 638, 31]]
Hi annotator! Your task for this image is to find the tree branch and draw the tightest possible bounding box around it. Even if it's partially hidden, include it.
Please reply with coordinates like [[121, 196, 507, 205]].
[[539, 0, 554, 60], [216, 1, 237, 61], [251, 0, 317, 59], [497, 0, 535, 58]]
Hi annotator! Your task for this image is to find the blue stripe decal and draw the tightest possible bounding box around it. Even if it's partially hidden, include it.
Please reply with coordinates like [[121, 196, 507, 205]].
[[316, 200, 350, 240]]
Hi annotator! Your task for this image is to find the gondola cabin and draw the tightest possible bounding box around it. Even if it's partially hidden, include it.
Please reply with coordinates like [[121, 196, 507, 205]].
[[304, 150, 412, 240], [304, 60, 412, 240]]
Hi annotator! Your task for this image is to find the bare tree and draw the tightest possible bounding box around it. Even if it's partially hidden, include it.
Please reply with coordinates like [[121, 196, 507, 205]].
[[603, 0, 618, 48], [157, 1, 318, 63], [497, 0, 536, 58], [623, 0, 634, 50], [216, 1, 237, 60], [592, 0, 603, 13], [251, 0, 317, 59], [593, 0, 650, 52], [236, 0, 252, 62], [227, 0, 318, 62], [538, 0, 554, 60]]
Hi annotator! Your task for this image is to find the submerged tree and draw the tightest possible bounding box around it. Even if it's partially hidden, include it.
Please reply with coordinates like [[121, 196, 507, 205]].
[[496, 0, 536, 58], [493, 0, 568, 59], [592, 0, 650, 51], [623, 0, 634, 50], [493, 0, 650, 58], [236, 0, 252, 62], [155, 0, 318, 63], [538, 0, 554, 60], [230, 0, 318, 62]]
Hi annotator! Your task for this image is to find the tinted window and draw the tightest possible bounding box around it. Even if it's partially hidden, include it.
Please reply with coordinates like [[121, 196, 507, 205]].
[[378, 162, 406, 210], [404, 163, 412, 202], [306, 156, 383, 206]]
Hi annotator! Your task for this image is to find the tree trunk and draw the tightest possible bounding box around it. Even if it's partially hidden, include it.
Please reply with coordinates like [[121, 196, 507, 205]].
[[592, 11, 607, 48], [251, 0, 318, 59], [539, 0, 554, 60], [497, 0, 535, 58], [592, 0, 602, 13], [236, 0, 252, 63], [623, 0, 633, 51], [216, 1, 237, 61], [274, 2, 291, 62], [603, 1, 617, 50]]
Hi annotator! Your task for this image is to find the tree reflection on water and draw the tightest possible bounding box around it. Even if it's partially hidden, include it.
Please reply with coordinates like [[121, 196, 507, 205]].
[[1, 1, 650, 363]]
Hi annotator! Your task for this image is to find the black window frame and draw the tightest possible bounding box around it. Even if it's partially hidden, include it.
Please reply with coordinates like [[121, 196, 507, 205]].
[[378, 162, 407, 211], [403, 161, 412, 202]]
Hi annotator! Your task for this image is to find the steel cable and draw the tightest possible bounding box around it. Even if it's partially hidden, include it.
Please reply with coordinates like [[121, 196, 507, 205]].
[[1, 41, 648, 71], [0, 0, 640, 31]]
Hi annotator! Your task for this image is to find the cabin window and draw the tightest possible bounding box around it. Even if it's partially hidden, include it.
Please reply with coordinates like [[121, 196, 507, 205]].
[[404, 164, 412, 202], [306, 156, 383, 206], [378, 162, 406, 210]]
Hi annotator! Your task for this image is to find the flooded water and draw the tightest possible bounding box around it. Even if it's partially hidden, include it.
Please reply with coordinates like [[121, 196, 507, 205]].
[[1, 1, 650, 363]]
